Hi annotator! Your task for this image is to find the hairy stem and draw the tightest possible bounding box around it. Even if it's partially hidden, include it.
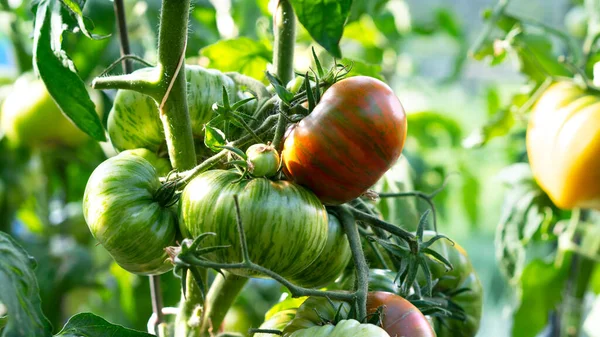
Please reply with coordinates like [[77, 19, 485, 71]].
[[198, 272, 248, 337], [156, 0, 196, 170], [334, 205, 369, 320], [273, 0, 296, 85]]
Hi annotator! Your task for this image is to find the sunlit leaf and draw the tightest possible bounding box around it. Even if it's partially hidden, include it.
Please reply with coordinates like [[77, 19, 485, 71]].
[[56, 313, 153, 336], [290, 0, 352, 58], [201, 38, 272, 82], [204, 125, 227, 153], [32, 0, 106, 142]]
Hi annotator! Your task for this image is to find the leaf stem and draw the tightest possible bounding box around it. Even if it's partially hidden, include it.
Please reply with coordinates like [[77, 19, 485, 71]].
[[198, 272, 248, 336], [225, 72, 270, 99]]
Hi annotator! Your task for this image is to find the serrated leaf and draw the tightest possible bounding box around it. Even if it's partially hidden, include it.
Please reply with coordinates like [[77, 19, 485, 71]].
[[290, 0, 352, 58], [56, 313, 153, 336], [204, 125, 227, 153], [33, 0, 106, 142], [201, 38, 272, 82], [0, 231, 52, 337]]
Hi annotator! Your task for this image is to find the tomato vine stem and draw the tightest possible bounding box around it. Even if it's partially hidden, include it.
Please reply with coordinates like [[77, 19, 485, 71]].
[[225, 72, 270, 99]]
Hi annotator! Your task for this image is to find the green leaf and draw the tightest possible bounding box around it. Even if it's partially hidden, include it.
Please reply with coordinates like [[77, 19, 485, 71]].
[[60, 0, 110, 39], [32, 0, 106, 142], [495, 164, 556, 281], [55, 313, 153, 336], [512, 258, 569, 337], [290, 0, 353, 58], [408, 111, 463, 148], [339, 58, 383, 80], [0, 231, 52, 337], [201, 38, 272, 82], [460, 165, 480, 227], [204, 125, 227, 152]]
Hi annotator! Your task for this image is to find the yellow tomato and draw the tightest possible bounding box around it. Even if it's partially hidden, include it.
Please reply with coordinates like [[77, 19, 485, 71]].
[[527, 81, 600, 209]]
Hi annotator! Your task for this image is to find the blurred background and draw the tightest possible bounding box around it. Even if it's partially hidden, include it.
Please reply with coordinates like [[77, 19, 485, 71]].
[[0, 0, 587, 336]]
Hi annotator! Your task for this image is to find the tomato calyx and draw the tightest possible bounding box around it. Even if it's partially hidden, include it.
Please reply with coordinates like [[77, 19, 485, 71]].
[[154, 180, 181, 207]]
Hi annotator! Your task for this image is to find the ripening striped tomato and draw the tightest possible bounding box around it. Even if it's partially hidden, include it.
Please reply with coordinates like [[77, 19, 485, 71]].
[[282, 76, 407, 205]]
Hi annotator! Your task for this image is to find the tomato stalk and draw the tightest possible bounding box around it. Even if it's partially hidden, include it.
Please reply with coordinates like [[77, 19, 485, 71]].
[[559, 210, 596, 337], [271, 0, 296, 151], [225, 72, 270, 99], [333, 205, 370, 320]]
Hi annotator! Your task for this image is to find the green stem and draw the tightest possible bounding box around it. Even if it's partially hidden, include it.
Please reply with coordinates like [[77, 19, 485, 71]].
[[469, 0, 510, 57], [273, 0, 296, 85], [198, 272, 248, 336], [156, 0, 196, 170], [225, 72, 270, 99], [175, 270, 205, 337], [334, 205, 368, 320], [560, 210, 595, 337], [91, 72, 160, 96], [350, 207, 416, 243]]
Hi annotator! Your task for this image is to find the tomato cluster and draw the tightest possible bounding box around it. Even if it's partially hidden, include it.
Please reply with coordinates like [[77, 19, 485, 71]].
[[76, 65, 482, 336]]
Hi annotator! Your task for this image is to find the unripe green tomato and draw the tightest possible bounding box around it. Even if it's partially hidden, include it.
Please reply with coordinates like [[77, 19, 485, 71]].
[[120, 148, 172, 176], [246, 143, 280, 177], [289, 212, 351, 288], [565, 6, 588, 39], [179, 170, 328, 278], [0, 73, 101, 148], [107, 65, 237, 152], [83, 152, 178, 275], [288, 320, 391, 337]]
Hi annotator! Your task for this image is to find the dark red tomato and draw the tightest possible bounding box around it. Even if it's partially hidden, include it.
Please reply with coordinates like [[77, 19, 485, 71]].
[[367, 292, 435, 337], [282, 76, 407, 205]]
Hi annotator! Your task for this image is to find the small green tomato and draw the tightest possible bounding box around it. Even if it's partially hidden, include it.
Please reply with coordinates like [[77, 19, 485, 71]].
[[246, 143, 280, 177]]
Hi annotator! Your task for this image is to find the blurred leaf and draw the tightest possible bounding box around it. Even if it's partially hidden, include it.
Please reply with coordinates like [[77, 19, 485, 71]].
[[408, 112, 463, 148], [462, 108, 514, 148], [374, 157, 420, 231], [204, 125, 227, 153], [55, 313, 153, 336], [339, 58, 383, 79], [495, 164, 556, 281], [436, 8, 462, 38], [460, 164, 480, 227], [32, 0, 106, 142], [486, 87, 501, 116], [0, 231, 52, 337], [511, 33, 571, 82], [290, 0, 352, 58], [348, 0, 388, 23], [512, 258, 569, 337], [188, 2, 219, 53], [231, 0, 263, 38], [201, 38, 272, 82]]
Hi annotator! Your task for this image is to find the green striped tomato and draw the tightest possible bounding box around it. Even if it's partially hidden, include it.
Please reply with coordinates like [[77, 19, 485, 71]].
[[420, 231, 482, 337], [83, 152, 177, 275], [289, 212, 351, 288], [108, 65, 237, 152], [179, 170, 328, 278], [120, 148, 172, 176], [282, 76, 407, 205], [288, 320, 390, 337]]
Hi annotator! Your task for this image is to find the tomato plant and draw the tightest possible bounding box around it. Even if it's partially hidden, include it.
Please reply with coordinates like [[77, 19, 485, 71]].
[[527, 81, 600, 210], [282, 76, 408, 205], [179, 169, 329, 278], [83, 152, 177, 275]]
